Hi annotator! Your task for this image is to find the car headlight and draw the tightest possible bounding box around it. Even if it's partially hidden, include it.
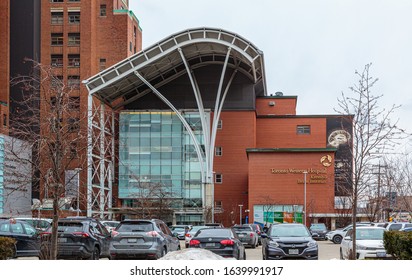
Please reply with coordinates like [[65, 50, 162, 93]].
[[356, 244, 367, 250], [307, 241, 317, 248], [269, 240, 280, 248]]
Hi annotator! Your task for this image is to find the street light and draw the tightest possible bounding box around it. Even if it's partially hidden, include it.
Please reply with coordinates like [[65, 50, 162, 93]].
[[303, 171, 307, 226], [238, 204, 243, 225], [75, 168, 82, 216]]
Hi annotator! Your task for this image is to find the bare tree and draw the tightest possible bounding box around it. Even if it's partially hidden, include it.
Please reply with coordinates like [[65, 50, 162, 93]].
[[9, 59, 88, 259], [335, 63, 408, 259]]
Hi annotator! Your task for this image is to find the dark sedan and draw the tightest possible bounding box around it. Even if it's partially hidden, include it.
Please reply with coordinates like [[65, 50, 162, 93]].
[[189, 228, 246, 260], [261, 223, 318, 260], [110, 219, 180, 260], [309, 223, 328, 240], [0, 219, 40, 258]]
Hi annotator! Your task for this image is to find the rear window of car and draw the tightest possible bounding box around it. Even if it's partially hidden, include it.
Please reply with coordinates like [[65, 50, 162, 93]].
[[195, 228, 231, 237], [117, 222, 153, 232], [57, 222, 84, 232], [310, 224, 326, 230], [233, 226, 253, 231]]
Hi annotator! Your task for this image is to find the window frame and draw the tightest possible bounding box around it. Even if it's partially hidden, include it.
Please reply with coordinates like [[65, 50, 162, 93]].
[[215, 173, 223, 184], [215, 146, 222, 156], [296, 125, 311, 135], [68, 12, 81, 24], [51, 12, 64, 25], [51, 33, 64, 46], [68, 33, 80, 46]]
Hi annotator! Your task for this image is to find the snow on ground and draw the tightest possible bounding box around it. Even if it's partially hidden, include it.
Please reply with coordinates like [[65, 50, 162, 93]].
[[160, 248, 228, 260]]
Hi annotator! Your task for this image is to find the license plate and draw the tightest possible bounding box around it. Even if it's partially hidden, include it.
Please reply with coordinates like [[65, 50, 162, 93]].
[[289, 249, 299, 255], [206, 243, 215, 247], [58, 238, 67, 243], [128, 238, 137, 243], [377, 252, 386, 258], [238, 234, 244, 237]]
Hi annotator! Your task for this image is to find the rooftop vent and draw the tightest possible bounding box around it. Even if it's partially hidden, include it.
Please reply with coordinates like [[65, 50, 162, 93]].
[[275, 91, 283, 96]]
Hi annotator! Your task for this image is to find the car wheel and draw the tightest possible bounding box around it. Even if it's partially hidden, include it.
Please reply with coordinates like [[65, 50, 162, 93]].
[[332, 235, 342, 244], [89, 246, 100, 260]]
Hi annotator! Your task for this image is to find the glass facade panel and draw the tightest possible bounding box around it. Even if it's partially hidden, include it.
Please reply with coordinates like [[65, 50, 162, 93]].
[[119, 111, 207, 211]]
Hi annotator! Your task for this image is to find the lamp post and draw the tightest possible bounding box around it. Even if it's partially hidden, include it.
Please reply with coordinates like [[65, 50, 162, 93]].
[[238, 204, 243, 225], [303, 171, 307, 226], [75, 168, 82, 216]]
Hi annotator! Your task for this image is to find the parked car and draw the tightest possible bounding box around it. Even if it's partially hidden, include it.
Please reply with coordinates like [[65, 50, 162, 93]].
[[100, 220, 120, 232], [231, 225, 258, 248], [385, 222, 412, 231], [189, 228, 246, 260], [326, 223, 372, 244], [261, 223, 318, 260], [110, 219, 180, 259], [244, 223, 264, 245], [204, 223, 224, 228], [309, 223, 328, 240], [14, 217, 52, 232], [0, 218, 40, 258], [401, 227, 412, 232], [39, 217, 111, 260], [184, 225, 209, 248], [371, 222, 388, 228], [169, 225, 191, 240], [340, 226, 391, 259]]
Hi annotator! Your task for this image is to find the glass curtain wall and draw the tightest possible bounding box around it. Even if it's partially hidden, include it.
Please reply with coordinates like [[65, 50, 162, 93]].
[[119, 111, 207, 224]]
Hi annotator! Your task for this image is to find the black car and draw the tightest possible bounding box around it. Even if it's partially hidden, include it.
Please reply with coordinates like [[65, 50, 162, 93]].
[[261, 223, 318, 260], [189, 228, 246, 260], [110, 219, 180, 260], [309, 223, 328, 240], [39, 217, 111, 260], [0, 218, 40, 258]]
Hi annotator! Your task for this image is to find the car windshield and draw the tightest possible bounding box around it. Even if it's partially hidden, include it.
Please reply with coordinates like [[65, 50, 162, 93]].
[[117, 222, 153, 232], [270, 225, 310, 237], [189, 226, 207, 233], [172, 227, 186, 232], [356, 228, 384, 240], [195, 228, 231, 238], [310, 224, 326, 230]]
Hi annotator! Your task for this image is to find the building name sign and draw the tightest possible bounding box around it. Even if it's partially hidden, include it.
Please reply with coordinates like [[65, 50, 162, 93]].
[[270, 168, 329, 184]]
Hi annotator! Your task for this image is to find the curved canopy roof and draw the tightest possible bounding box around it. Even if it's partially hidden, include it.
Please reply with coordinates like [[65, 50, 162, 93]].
[[84, 27, 267, 109]]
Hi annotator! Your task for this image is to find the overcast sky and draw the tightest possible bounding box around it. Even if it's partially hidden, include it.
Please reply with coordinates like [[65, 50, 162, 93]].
[[129, 0, 412, 150]]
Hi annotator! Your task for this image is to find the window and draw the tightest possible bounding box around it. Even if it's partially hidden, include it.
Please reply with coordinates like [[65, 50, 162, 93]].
[[68, 33, 80, 46], [215, 201, 222, 209], [215, 173, 223, 184], [50, 0, 64, 2], [51, 33, 64, 46], [129, 42, 132, 52], [68, 0, 80, 2], [70, 142, 77, 158], [68, 54, 80, 67], [69, 97, 80, 110], [217, 119, 223, 129], [51, 75, 63, 89], [297, 125, 311, 135], [100, 4, 107, 16], [68, 118, 80, 132], [215, 146, 222, 156], [99, 58, 106, 71], [3, 114, 7, 127], [134, 26, 137, 38], [51, 12, 63, 24], [68, 75, 80, 89], [51, 54, 63, 67], [68, 12, 80, 24]]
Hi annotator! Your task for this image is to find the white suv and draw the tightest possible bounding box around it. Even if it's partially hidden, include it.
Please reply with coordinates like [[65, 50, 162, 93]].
[[386, 222, 412, 231], [326, 223, 371, 244]]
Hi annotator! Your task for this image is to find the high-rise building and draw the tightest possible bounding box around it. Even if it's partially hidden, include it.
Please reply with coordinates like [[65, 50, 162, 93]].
[[1, 0, 142, 217]]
